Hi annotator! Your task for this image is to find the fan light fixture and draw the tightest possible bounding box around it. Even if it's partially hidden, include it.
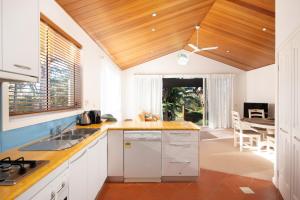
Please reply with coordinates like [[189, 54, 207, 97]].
[[177, 53, 189, 65]]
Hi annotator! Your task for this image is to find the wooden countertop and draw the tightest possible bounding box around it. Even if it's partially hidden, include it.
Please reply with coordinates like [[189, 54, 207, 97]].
[[0, 121, 199, 199], [104, 120, 200, 130]]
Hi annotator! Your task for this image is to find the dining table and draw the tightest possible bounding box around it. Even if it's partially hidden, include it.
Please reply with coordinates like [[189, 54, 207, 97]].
[[241, 118, 275, 130], [241, 118, 276, 150]]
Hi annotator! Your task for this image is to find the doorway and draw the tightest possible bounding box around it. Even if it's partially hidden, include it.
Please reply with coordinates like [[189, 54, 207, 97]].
[[162, 78, 207, 126]]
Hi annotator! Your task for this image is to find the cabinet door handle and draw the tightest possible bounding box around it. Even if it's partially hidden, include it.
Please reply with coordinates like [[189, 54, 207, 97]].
[[57, 182, 66, 193], [50, 191, 56, 200], [280, 128, 288, 134], [169, 161, 191, 164], [294, 136, 300, 142], [13, 64, 31, 70], [70, 150, 87, 164], [88, 139, 99, 149], [169, 143, 191, 147]]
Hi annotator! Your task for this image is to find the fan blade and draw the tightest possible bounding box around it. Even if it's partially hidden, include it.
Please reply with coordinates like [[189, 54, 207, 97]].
[[200, 46, 218, 51], [188, 43, 199, 51]]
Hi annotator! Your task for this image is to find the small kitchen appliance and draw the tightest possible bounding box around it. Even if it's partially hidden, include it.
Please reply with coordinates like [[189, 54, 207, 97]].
[[78, 111, 91, 125], [88, 110, 101, 124]]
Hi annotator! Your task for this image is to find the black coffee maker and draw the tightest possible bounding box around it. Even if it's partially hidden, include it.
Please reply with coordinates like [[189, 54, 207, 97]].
[[88, 110, 102, 124]]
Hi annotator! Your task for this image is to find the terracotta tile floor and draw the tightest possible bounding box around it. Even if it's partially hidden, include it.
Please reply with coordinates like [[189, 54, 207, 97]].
[[97, 169, 283, 200]]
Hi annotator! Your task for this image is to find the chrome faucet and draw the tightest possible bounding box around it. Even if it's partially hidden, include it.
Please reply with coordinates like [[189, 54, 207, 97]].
[[50, 121, 76, 137]]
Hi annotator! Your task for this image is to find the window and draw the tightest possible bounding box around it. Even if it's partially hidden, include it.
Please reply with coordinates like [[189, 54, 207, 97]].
[[9, 21, 81, 116]]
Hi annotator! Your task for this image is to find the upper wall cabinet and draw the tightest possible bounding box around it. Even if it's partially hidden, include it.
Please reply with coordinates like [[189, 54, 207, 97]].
[[0, 0, 39, 82]]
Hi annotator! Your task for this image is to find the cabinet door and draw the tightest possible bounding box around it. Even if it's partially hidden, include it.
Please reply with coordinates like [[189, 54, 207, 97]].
[[291, 31, 300, 200], [99, 134, 108, 186], [31, 182, 55, 200], [69, 149, 88, 200], [2, 0, 39, 77], [87, 138, 102, 200], [278, 42, 293, 200], [291, 139, 300, 200], [108, 130, 123, 177]]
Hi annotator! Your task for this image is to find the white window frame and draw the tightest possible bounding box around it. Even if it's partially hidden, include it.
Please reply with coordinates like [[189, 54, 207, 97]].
[[1, 82, 83, 131]]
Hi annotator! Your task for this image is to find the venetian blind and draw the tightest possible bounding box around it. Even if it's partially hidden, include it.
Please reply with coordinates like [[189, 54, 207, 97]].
[[9, 21, 81, 116]]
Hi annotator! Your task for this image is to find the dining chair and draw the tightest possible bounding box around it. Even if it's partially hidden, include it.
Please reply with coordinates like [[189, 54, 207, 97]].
[[248, 109, 265, 118], [232, 111, 261, 152], [266, 129, 275, 151]]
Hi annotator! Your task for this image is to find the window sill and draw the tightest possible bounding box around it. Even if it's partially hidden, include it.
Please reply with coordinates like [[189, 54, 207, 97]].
[[2, 109, 83, 131]]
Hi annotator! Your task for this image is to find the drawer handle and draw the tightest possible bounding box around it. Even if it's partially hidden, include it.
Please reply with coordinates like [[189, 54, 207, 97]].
[[280, 128, 289, 134], [169, 143, 191, 147], [169, 161, 191, 164], [14, 64, 31, 70], [294, 136, 300, 142]]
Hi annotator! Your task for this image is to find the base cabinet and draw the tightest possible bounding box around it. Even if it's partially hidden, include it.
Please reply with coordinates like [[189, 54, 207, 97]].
[[87, 134, 107, 200], [162, 131, 199, 177], [22, 133, 107, 200], [69, 149, 88, 200], [108, 130, 124, 179]]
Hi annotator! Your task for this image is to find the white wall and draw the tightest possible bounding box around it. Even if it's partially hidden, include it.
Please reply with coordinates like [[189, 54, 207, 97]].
[[276, 0, 300, 48], [41, 0, 121, 117], [246, 64, 276, 117], [246, 64, 276, 103], [122, 50, 247, 119]]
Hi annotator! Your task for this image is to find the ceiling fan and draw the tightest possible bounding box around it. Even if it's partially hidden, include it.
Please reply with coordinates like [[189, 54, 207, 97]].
[[188, 25, 218, 53]]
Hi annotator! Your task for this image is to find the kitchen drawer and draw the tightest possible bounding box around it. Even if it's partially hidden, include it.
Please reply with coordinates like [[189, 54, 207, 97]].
[[162, 141, 198, 160], [162, 157, 198, 176], [163, 130, 199, 142]]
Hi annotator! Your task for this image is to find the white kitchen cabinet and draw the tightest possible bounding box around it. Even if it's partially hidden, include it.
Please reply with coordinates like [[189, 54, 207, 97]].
[[99, 133, 108, 186], [162, 130, 199, 177], [16, 162, 69, 200], [278, 28, 300, 200], [108, 130, 124, 179], [69, 148, 88, 200], [0, 0, 39, 81], [291, 32, 300, 200], [87, 133, 107, 200], [278, 42, 293, 200], [31, 170, 68, 200], [291, 140, 300, 200]]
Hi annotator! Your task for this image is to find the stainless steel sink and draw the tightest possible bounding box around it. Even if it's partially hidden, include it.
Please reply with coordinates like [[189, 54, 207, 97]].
[[19, 128, 99, 151]]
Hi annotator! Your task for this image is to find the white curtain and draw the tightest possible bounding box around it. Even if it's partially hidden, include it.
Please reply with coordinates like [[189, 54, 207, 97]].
[[207, 74, 234, 128], [135, 75, 163, 118]]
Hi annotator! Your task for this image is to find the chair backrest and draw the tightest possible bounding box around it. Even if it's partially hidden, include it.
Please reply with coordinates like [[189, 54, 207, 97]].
[[248, 109, 265, 118], [232, 111, 241, 130]]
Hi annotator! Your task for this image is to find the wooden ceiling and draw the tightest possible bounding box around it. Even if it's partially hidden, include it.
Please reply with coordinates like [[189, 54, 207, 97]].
[[56, 0, 275, 71]]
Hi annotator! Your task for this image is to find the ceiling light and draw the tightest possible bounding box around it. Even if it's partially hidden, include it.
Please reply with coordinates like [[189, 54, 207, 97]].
[[151, 28, 156, 32], [226, 50, 231, 53], [177, 53, 189, 65], [152, 12, 157, 17], [262, 27, 267, 32]]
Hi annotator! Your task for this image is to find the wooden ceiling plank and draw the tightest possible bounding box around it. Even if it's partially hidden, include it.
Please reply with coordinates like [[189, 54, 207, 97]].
[[226, 0, 275, 17], [85, 0, 214, 37]]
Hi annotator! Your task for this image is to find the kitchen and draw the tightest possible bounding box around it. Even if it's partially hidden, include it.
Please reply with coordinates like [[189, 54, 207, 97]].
[[0, 0, 299, 200]]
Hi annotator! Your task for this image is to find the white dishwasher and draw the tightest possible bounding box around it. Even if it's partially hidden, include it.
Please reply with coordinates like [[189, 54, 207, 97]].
[[124, 131, 162, 182]]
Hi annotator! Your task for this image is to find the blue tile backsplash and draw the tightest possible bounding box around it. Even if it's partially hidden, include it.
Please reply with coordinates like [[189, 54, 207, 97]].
[[0, 115, 77, 152]]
